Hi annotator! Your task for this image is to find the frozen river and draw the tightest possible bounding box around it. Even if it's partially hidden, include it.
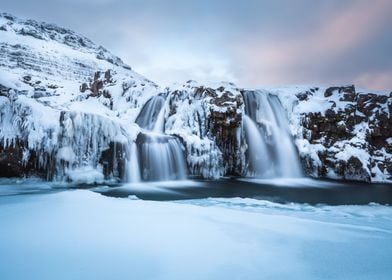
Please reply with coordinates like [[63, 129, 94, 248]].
[[0, 178, 391, 279]]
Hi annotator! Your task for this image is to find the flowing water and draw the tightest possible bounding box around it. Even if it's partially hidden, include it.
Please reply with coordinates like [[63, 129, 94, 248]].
[[128, 91, 303, 182], [135, 95, 165, 131], [126, 142, 141, 183], [127, 95, 187, 182], [242, 90, 302, 178], [137, 133, 187, 181]]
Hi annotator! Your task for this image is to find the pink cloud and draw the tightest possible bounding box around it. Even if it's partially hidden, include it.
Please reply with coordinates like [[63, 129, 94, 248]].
[[355, 71, 392, 91], [233, 0, 392, 89]]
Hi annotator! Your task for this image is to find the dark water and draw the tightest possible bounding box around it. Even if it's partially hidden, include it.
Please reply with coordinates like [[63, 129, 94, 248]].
[[0, 178, 391, 205], [95, 178, 392, 205]]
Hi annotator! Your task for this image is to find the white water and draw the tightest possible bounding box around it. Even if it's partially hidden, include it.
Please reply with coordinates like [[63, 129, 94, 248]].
[[126, 142, 141, 183], [139, 134, 187, 181], [135, 96, 165, 131], [128, 94, 188, 182], [243, 91, 302, 178], [152, 106, 165, 133], [243, 115, 272, 176]]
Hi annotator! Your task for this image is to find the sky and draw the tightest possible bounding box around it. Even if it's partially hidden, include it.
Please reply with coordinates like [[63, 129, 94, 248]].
[[2, 0, 392, 90]]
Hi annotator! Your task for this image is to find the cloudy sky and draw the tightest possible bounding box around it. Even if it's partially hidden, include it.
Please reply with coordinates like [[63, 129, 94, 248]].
[[2, 0, 392, 90]]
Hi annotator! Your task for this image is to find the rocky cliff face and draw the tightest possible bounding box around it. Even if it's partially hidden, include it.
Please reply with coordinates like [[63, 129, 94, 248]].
[[273, 85, 392, 182], [164, 81, 245, 178], [0, 13, 391, 183]]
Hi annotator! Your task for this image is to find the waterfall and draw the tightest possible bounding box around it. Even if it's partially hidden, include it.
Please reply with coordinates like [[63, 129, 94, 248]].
[[243, 115, 272, 176], [152, 106, 165, 133], [128, 95, 188, 182], [126, 142, 141, 183], [242, 90, 302, 178], [135, 96, 165, 131], [137, 133, 187, 181]]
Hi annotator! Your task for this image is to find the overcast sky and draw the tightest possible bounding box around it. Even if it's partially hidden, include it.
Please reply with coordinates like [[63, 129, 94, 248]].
[[2, 0, 392, 90]]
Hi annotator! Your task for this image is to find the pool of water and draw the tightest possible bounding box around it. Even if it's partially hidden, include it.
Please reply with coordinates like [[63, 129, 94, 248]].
[[1, 177, 391, 205]]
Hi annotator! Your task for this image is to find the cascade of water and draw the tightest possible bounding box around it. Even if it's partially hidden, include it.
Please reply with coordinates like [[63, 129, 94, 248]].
[[138, 133, 187, 181], [128, 94, 188, 182], [126, 142, 141, 183], [135, 96, 165, 131], [152, 106, 165, 133], [243, 115, 273, 176], [267, 95, 302, 177], [242, 90, 302, 178]]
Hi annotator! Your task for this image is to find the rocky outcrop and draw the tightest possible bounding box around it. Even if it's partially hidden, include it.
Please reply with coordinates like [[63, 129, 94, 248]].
[[0, 84, 131, 181], [0, 139, 46, 178], [165, 81, 246, 178], [277, 85, 392, 182]]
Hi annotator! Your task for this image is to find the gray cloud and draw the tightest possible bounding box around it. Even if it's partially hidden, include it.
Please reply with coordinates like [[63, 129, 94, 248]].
[[2, 0, 391, 90]]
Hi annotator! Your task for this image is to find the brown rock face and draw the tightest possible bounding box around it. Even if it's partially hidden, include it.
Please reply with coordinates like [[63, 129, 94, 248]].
[[0, 140, 46, 178], [297, 85, 392, 182], [209, 88, 244, 175], [80, 70, 113, 100]]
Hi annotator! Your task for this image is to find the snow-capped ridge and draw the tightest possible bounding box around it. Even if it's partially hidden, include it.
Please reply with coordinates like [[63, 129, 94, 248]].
[[0, 12, 129, 69]]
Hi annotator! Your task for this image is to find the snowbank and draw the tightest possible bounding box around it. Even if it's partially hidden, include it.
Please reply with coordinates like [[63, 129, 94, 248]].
[[0, 190, 391, 279]]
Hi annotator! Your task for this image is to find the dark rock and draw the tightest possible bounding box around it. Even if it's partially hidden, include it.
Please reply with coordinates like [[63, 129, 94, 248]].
[[296, 90, 312, 101], [32, 89, 49, 98], [344, 156, 371, 182], [99, 141, 127, 180], [324, 85, 356, 101], [324, 86, 338, 97], [80, 82, 88, 93], [0, 140, 45, 178], [298, 85, 391, 182], [0, 84, 10, 97], [89, 80, 103, 96], [104, 70, 112, 83]]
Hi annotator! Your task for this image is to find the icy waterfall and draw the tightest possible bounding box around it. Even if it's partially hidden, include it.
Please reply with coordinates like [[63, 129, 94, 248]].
[[126, 95, 187, 182], [242, 90, 302, 178]]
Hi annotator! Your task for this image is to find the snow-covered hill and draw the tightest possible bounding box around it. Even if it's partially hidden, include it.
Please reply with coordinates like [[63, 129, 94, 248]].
[[0, 13, 391, 183], [0, 12, 160, 181]]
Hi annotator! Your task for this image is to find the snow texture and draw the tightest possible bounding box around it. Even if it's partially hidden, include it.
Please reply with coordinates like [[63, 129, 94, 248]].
[[0, 189, 391, 279]]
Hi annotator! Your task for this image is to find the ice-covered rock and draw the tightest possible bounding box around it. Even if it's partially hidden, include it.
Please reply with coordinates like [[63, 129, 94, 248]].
[[164, 81, 245, 178], [270, 85, 392, 183], [0, 13, 159, 182]]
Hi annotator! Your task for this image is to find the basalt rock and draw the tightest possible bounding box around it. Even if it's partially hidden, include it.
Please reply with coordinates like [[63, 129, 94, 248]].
[[289, 85, 392, 182], [0, 140, 46, 178], [99, 141, 127, 180]]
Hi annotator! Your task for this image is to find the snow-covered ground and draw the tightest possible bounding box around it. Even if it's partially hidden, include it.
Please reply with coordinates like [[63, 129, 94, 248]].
[[0, 184, 391, 279]]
